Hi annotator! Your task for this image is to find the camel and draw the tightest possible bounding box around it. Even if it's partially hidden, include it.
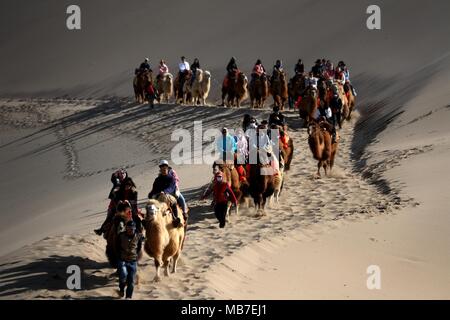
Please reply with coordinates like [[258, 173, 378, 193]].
[[288, 73, 306, 109], [249, 74, 269, 108], [270, 70, 289, 110], [270, 168, 284, 205], [144, 196, 186, 283], [335, 83, 349, 128], [344, 83, 356, 120], [307, 121, 339, 177], [182, 72, 193, 105], [298, 86, 318, 127], [174, 71, 191, 104], [248, 161, 275, 216], [191, 69, 211, 105], [156, 73, 173, 104], [279, 131, 294, 171], [200, 70, 211, 105], [221, 71, 248, 107], [133, 70, 152, 104]]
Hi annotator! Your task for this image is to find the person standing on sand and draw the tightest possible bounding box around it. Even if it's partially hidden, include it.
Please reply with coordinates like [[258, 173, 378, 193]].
[[117, 220, 144, 299], [202, 172, 237, 228]]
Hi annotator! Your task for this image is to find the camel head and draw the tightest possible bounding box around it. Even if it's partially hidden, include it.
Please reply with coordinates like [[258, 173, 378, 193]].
[[145, 199, 168, 222], [203, 71, 211, 81], [238, 73, 248, 85]]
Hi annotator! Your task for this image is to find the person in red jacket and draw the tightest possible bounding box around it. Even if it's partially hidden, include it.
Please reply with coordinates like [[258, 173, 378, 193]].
[[203, 172, 237, 228]]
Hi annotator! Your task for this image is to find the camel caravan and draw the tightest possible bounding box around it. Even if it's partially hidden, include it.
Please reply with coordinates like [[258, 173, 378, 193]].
[[133, 57, 356, 123], [104, 57, 355, 298], [133, 57, 211, 107]]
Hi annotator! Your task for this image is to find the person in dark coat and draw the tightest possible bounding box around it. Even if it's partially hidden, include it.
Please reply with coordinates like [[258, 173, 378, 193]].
[[116, 220, 144, 299]]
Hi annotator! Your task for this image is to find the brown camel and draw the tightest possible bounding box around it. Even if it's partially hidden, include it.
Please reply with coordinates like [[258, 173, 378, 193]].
[[270, 70, 289, 110], [279, 130, 294, 171], [307, 121, 339, 177], [249, 74, 269, 108], [221, 71, 248, 107], [299, 86, 318, 127], [336, 83, 349, 128], [144, 196, 186, 283], [248, 161, 275, 216], [134, 70, 152, 104], [288, 73, 306, 109], [174, 71, 191, 104], [344, 83, 356, 120]]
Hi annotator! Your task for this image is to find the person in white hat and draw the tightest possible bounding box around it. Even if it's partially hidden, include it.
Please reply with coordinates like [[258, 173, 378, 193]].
[[148, 160, 186, 227], [139, 58, 152, 73]]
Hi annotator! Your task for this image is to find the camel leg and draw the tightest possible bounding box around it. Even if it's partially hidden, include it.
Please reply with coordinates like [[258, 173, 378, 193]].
[[163, 259, 170, 277], [172, 249, 181, 274], [323, 163, 328, 176], [316, 161, 322, 178], [153, 258, 162, 282]]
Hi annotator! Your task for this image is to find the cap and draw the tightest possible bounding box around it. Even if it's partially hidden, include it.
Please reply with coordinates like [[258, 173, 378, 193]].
[[159, 160, 169, 167]]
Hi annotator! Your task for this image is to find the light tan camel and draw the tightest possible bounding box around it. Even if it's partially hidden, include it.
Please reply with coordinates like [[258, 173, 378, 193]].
[[156, 73, 173, 104], [191, 69, 205, 105], [144, 197, 185, 282]]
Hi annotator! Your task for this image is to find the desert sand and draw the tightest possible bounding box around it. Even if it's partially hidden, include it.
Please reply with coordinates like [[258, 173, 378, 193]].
[[0, 0, 449, 299]]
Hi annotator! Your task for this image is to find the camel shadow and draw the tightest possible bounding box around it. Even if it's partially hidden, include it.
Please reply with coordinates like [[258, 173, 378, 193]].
[[0, 255, 111, 298]]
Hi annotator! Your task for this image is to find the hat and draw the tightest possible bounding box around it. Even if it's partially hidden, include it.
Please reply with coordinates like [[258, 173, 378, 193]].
[[159, 160, 169, 167]]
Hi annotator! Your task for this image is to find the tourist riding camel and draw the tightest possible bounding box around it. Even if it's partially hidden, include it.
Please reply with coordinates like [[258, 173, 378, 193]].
[[268, 105, 287, 129], [190, 58, 201, 85], [117, 220, 144, 299], [139, 58, 152, 73], [167, 163, 188, 220], [157, 60, 169, 80], [95, 176, 141, 236], [216, 127, 237, 164], [271, 59, 284, 80], [148, 160, 186, 227], [221, 57, 239, 102], [295, 59, 305, 75], [251, 59, 266, 81], [178, 56, 190, 91], [311, 59, 323, 78], [226, 57, 239, 78]]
